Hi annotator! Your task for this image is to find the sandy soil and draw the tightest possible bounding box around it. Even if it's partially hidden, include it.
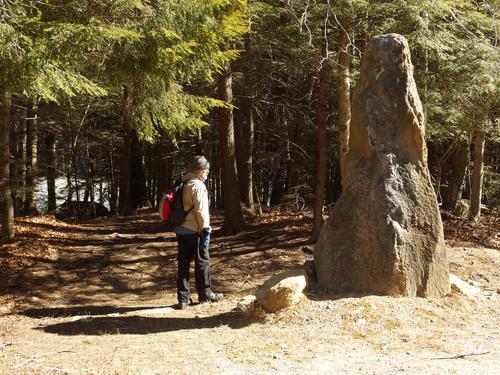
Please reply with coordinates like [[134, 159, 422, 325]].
[[0, 209, 498, 374]]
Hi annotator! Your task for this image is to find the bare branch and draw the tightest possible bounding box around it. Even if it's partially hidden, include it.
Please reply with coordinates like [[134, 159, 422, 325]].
[[299, 1, 314, 48], [450, 9, 483, 39]]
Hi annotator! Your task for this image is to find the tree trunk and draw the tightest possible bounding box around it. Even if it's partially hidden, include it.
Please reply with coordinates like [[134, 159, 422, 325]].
[[285, 115, 302, 193], [234, 103, 245, 198], [211, 142, 222, 209], [72, 111, 80, 210], [195, 128, 203, 155], [238, 96, 255, 212], [98, 182, 104, 205], [0, 82, 15, 241], [237, 27, 256, 213], [150, 144, 157, 206], [326, 155, 342, 204], [119, 130, 146, 214], [166, 151, 173, 190], [14, 107, 27, 212], [8, 110, 16, 207], [469, 131, 485, 224], [311, 48, 331, 243], [144, 143, 151, 205], [441, 138, 469, 212], [129, 133, 146, 211], [218, 62, 244, 234], [337, 19, 352, 187], [108, 149, 118, 214], [157, 135, 168, 206], [434, 137, 459, 197], [119, 85, 132, 214], [84, 132, 95, 204], [45, 129, 56, 211], [24, 100, 38, 215], [65, 160, 72, 203]]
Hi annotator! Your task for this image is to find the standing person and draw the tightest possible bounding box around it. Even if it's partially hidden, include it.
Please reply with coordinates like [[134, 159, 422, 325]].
[[175, 155, 223, 310]]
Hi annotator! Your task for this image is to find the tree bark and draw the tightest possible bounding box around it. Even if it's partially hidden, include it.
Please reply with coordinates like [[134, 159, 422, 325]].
[[119, 84, 146, 215], [441, 138, 469, 212], [218, 62, 245, 234], [469, 131, 485, 224], [0, 81, 15, 241], [311, 47, 331, 243], [211, 142, 222, 209], [285, 114, 301, 193], [143, 143, 152, 205], [70, 106, 80, 210], [11, 108, 28, 214], [234, 102, 245, 199], [24, 100, 38, 215], [195, 128, 203, 155], [8, 109, 16, 208], [326, 155, 342, 204], [337, 19, 352, 187], [156, 135, 168, 207], [65, 156, 72, 203], [119, 84, 132, 214], [238, 96, 255, 212], [434, 137, 459, 197], [108, 149, 118, 214], [84, 131, 95, 204], [45, 129, 56, 211], [129, 132, 146, 211], [237, 26, 256, 213]]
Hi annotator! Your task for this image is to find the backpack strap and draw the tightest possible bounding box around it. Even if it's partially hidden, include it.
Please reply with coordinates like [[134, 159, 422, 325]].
[[183, 177, 198, 213]]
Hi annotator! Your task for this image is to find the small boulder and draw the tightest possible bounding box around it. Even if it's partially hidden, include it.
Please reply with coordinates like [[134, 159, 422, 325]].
[[449, 274, 481, 298], [255, 269, 307, 313]]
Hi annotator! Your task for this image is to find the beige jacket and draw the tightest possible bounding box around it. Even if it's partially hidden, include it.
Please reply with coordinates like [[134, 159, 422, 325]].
[[179, 172, 210, 232]]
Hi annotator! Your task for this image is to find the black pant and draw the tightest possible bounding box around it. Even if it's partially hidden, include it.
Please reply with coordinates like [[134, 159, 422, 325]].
[[176, 232, 212, 303]]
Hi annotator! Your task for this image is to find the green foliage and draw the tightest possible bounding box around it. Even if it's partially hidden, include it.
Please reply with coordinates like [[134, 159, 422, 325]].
[[136, 82, 229, 142], [2, 0, 496, 186], [360, 0, 500, 142], [0, 1, 135, 102], [27, 65, 107, 102], [0, 0, 248, 138], [422, 1, 499, 140], [104, 0, 249, 140]]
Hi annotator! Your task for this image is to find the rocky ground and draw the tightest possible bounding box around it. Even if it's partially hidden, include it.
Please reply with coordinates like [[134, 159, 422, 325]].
[[0, 209, 498, 374]]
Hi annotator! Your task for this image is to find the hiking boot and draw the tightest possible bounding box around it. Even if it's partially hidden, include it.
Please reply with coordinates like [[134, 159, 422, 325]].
[[177, 301, 189, 310], [199, 291, 224, 303]]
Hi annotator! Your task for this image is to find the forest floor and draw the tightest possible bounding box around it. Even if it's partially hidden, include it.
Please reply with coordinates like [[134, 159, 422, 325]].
[[0, 208, 498, 375]]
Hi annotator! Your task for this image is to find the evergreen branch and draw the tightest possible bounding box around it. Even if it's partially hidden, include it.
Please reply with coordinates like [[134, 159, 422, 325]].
[[449, 9, 498, 48]]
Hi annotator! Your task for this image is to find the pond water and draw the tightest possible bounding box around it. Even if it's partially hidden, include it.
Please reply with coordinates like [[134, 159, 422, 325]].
[[35, 178, 110, 213]]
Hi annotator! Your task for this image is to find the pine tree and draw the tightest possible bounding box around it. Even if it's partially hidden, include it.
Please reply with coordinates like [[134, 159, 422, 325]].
[[0, 1, 126, 240], [103, 0, 248, 214]]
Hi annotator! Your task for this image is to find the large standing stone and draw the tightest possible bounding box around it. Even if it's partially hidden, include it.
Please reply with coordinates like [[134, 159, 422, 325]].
[[314, 34, 449, 297]]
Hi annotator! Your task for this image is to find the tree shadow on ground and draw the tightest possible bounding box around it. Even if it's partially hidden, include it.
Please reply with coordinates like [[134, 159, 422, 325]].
[[2, 209, 311, 307], [35, 311, 250, 335], [22, 305, 167, 318], [52, 235, 178, 248]]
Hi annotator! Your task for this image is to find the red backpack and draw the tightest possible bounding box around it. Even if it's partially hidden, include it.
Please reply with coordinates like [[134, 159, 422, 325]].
[[159, 190, 175, 221], [159, 178, 195, 228]]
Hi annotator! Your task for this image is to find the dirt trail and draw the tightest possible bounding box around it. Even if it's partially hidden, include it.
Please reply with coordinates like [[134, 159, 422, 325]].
[[0, 210, 498, 374]]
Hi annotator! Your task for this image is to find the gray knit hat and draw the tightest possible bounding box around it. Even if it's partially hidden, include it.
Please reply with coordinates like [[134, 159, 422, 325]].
[[188, 155, 210, 171]]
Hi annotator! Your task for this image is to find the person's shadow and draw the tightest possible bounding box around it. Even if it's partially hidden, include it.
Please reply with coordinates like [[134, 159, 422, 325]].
[[22, 305, 251, 335]]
